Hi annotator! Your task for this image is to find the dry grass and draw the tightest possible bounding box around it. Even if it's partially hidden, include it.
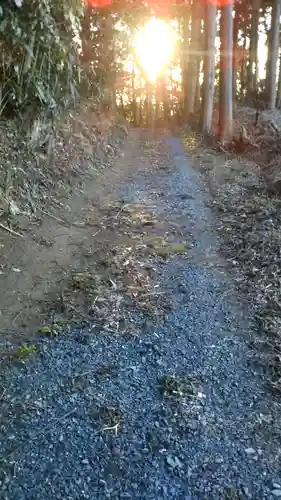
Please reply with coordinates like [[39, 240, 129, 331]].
[[159, 373, 204, 435], [0, 99, 127, 225], [182, 111, 281, 392], [36, 200, 177, 338]]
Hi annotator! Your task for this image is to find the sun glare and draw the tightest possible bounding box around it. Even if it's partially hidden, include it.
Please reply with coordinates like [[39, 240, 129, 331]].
[[134, 18, 175, 82]]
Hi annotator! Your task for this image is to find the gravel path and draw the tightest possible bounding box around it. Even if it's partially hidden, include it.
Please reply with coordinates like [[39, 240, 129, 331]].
[[1, 132, 281, 500]]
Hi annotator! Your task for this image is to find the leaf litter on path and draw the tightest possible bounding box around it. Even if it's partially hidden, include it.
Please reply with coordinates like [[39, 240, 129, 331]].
[[39, 200, 176, 337], [1, 131, 280, 500], [183, 132, 281, 394]]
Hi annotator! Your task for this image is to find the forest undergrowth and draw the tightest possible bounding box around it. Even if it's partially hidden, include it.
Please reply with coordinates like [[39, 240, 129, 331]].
[[182, 106, 281, 393], [0, 101, 129, 342], [0, 101, 128, 229], [3, 99, 281, 401]]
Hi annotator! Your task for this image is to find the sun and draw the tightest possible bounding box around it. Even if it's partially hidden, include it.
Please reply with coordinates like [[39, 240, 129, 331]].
[[134, 18, 175, 82]]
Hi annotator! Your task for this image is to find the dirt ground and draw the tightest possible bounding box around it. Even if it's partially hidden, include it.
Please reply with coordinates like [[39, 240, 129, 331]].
[[0, 127, 136, 345], [1, 129, 281, 500], [3, 104, 281, 397], [181, 113, 281, 392]]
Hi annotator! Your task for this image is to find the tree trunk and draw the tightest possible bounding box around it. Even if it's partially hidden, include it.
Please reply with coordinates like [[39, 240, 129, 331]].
[[169, 69, 175, 121], [144, 81, 149, 125], [276, 49, 281, 107], [162, 78, 170, 125], [155, 80, 160, 124], [240, 33, 247, 98], [131, 61, 137, 125], [248, 0, 261, 95], [219, 2, 234, 140], [186, 0, 202, 114], [202, 1, 217, 134], [267, 0, 281, 109], [265, 22, 271, 96], [232, 9, 239, 101], [137, 99, 143, 126], [195, 70, 201, 109], [182, 10, 190, 114]]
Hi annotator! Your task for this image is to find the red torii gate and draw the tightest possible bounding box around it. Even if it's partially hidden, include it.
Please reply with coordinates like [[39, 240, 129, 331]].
[[86, 0, 231, 10], [86, 0, 187, 10]]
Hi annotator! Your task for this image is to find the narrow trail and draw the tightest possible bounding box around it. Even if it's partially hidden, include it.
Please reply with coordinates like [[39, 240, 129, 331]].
[[1, 131, 280, 500]]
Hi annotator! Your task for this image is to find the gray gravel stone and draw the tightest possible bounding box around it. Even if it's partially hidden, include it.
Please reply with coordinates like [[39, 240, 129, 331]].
[[0, 132, 281, 499]]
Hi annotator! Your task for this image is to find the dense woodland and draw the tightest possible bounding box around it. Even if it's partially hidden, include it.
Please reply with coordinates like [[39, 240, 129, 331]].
[[0, 0, 281, 138], [2, 0, 281, 406]]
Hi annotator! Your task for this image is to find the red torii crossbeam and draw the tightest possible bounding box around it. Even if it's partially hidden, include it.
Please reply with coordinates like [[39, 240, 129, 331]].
[[86, 0, 230, 10], [86, 0, 187, 8]]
